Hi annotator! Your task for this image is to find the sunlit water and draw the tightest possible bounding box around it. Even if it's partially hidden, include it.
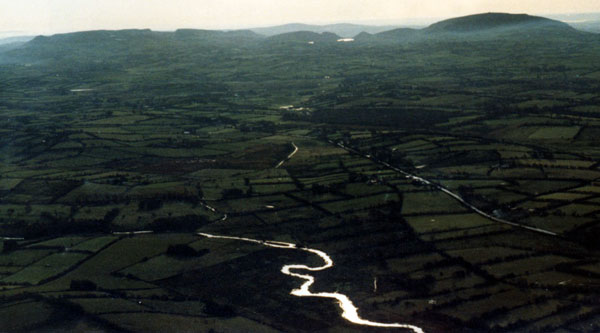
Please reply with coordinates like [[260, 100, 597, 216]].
[[198, 232, 424, 332], [70, 88, 95, 92]]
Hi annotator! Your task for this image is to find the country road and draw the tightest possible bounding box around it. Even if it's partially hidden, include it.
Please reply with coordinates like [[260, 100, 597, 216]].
[[275, 142, 299, 168], [330, 140, 559, 237]]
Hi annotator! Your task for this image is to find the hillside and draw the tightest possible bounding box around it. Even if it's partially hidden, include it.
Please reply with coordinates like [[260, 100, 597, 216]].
[[425, 12, 571, 32], [1, 13, 596, 65], [0, 28, 262, 64], [264, 31, 340, 44], [368, 12, 590, 43], [0, 36, 33, 45], [362, 27, 420, 42], [251, 23, 400, 37], [173, 28, 262, 41]]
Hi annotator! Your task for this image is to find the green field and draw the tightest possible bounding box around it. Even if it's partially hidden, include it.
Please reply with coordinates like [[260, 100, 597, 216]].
[[1, 11, 600, 332]]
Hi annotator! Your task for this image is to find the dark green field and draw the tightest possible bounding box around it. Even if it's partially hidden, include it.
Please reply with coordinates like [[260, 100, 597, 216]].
[[1, 13, 600, 332]]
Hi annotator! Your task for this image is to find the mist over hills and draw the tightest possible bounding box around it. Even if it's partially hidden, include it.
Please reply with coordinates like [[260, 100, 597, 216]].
[[361, 13, 588, 43], [250, 23, 405, 37], [548, 12, 600, 33], [264, 31, 340, 45], [0, 28, 266, 64], [0, 36, 33, 45], [0, 36, 34, 54], [0, 12, 597, 64], [569, 20, 600, 33], [425, 13, 570, 32]]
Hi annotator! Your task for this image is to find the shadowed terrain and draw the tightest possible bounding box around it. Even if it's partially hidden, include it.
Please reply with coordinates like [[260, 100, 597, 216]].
[[1, 12, 600, 332]]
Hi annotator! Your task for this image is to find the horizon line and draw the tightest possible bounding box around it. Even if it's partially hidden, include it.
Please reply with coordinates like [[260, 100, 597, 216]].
[[2, 11, 599, 38]]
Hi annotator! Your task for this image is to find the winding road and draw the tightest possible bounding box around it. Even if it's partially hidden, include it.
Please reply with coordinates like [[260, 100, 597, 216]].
[[275, 142, 299, 169], [112, 230, 153, 235], [198, 232, 424, 333]]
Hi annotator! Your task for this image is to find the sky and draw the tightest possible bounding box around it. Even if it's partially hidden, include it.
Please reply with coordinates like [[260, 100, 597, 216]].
[[1, 0, 599, 37]]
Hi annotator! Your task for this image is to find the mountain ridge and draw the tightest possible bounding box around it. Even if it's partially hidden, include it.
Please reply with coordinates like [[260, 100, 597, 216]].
[[2, 13, 596, 64], [250, 23, 404, 37]]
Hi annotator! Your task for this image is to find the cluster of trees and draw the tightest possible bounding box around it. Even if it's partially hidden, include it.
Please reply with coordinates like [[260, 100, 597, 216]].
[[204, 300, 236, 317], [138, 193, 202, 211], [23, 218, 112, 238], [70, 279, 97, 291], [379, 273, 436, 296], [311, 107, 451, 128], [221, 188, 248, 199], [166, 244, 210, 258], [1, 240, 19, 253], [238, 121, 276, 134], [149, 214, 208, 232]]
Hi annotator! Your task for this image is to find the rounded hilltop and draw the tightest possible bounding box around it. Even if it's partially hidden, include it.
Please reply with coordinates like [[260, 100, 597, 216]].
[[425, 12, 571, 33]]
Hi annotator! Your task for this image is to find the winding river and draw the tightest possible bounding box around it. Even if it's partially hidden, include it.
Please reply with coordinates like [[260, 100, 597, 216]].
[[198, 232, 424, 333]]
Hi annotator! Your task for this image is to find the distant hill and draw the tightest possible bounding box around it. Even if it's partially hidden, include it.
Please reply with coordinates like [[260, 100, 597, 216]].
[[363, 12, 590, 43], [0, 36, 33, 45], [425, 13, 570, 33], [1, 28, 263, 64], [264, 31, 340, 45], [548, 13, 600, 33], [360, 28, 420, 42], [567, 20, 600, 33], [251, 23, 400, 37], [0, 36, 34, 55], [173, 29, 262, 41], [3, 29, 163, 63], [1, 13, 596, 64]]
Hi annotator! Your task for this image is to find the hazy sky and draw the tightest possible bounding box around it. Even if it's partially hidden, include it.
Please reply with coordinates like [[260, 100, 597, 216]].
[[1, 0, 599, 36]]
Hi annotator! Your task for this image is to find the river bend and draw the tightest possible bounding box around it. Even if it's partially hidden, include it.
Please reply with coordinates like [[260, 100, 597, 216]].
[[198, 232, 424, 332]]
